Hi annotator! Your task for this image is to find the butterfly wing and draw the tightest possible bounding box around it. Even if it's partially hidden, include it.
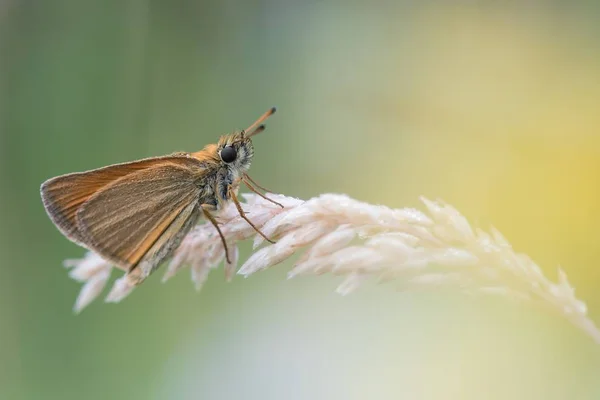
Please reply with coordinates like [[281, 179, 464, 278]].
[[125, 200, 201, 284], [40, 154, 190, 246], [75, 159, 207, 274]]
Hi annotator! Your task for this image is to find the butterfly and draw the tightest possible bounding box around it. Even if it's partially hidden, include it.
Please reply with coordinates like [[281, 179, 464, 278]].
[[41, 107, 281, 285]]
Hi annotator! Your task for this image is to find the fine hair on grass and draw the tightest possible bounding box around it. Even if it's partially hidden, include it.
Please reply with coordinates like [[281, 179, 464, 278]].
[[64, 193, 600, 344]]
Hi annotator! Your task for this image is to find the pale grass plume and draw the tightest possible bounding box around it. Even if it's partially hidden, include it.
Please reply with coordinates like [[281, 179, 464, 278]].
[[64, 193, 600, 344]]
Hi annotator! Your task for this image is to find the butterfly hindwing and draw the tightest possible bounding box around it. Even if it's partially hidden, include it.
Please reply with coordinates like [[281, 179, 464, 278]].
[[125, 200, 201, 284]]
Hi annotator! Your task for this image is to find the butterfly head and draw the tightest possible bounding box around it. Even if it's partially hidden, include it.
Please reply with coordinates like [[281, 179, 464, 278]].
[[215, 107, 276, 174], [217, 131, 255, 174], [190, 107, 276, 175]]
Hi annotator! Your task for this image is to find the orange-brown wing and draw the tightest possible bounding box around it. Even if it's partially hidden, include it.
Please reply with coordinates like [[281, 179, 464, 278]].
[[126, 200, 201, 284], [75, 160, 208, 271], [40, 153, 191, 246]]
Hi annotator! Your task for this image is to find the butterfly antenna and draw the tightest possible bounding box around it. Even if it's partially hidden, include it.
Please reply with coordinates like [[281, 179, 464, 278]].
[[244, 107, 277, 137]]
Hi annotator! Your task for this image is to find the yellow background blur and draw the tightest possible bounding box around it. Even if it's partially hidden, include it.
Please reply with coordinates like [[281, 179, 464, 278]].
[[1, 1, 600, 399]]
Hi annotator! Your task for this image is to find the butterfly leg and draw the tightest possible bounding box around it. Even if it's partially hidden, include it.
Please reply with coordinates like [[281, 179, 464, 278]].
[[242, 173, 272, 193], [242, 174, 284, 208], [200, 204, 231, 264], [229, 186, 276, 244]]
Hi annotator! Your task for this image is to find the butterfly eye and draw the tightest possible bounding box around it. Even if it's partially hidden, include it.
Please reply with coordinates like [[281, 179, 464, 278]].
[[220, 146, 237, 163]]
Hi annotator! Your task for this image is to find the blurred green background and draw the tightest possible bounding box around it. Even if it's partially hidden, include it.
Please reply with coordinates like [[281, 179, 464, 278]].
[[2, 1, 600, 399]]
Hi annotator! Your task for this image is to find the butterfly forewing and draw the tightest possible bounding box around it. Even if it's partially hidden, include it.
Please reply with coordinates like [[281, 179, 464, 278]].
[[40, 155, 190, 245], [74, 158, 206, 271]]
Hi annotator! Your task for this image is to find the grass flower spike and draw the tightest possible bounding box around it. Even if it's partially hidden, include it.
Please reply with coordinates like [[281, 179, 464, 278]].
[[64, 193, 600, 344]]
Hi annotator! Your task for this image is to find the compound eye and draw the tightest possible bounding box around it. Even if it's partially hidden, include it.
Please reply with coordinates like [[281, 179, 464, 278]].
[[220, 146, 237, 163]]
